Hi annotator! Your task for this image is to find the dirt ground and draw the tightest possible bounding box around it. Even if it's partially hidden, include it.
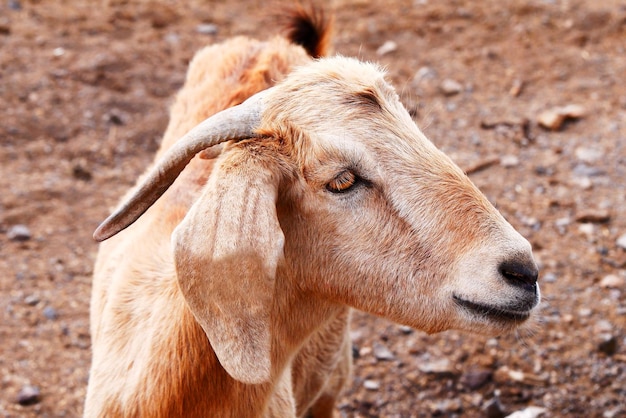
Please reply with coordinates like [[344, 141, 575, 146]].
[[1, 0, 625, 416]]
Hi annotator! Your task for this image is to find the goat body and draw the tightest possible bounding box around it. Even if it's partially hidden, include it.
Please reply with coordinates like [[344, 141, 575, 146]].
[[86, 8, 539, 418]]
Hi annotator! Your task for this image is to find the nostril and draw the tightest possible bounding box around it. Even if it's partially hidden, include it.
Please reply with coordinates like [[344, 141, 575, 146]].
[[499, 260, 538, 290]]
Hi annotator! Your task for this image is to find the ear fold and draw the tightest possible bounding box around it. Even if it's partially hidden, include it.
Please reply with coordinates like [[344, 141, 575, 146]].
[[172, 146, 284, 385]]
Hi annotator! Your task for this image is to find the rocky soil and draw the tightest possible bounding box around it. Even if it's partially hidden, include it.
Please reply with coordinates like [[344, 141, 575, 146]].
[[1, 0, 625, 417]]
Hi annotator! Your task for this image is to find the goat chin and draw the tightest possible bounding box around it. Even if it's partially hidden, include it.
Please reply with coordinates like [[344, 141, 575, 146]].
[[85, 7, 539, 418]]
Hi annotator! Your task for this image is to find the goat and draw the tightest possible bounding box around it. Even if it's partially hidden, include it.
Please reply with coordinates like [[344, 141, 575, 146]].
[[85, 7, 540, 418]]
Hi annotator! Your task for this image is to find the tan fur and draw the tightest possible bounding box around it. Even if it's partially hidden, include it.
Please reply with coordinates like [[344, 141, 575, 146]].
[[86, 11, 539, 418]]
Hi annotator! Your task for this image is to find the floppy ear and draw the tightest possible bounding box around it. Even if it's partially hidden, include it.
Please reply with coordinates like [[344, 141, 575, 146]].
[[172, 146, 284, 384]]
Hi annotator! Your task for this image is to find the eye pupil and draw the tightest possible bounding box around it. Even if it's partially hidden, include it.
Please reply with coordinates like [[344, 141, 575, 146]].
[[327, 170, 357, 193]]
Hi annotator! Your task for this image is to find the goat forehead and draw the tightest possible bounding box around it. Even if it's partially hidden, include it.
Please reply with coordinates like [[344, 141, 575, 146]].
[[296, 65, 432, 161]]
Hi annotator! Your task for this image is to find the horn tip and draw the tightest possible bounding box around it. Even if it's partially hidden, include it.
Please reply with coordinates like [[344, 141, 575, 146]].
[[93, 220, 117, 242], [93, 226, 108, 242]]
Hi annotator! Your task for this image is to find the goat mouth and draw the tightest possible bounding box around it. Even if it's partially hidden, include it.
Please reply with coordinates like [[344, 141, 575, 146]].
[[453, 296, 532, 322]]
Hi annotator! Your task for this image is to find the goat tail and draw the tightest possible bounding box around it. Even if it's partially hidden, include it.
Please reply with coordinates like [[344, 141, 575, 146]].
[[280, 4, 334, 59]]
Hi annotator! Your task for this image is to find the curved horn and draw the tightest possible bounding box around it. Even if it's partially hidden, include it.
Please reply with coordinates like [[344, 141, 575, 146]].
[[93, 90, 269, 242]]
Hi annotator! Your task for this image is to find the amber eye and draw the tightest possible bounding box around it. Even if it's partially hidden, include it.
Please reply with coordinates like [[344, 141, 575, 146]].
[[326, 170, 357, 193]]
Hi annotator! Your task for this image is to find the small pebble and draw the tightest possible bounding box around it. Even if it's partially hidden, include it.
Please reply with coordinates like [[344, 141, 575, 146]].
[[428, 399, 462, 413], [24, 295, 40, 306], [461, 368, 493, 390], [196, 23, 218, 35], [509, 79, 524, 97], [376, 40, 397, 56], [358, 346, 372, 357], [555, 217, 571, 228], [17, 385, 41, 406], [543, 272, 557, 283], [372, 342, 395, 361], [504, 368, 524, 382], [494, 366, 548, 386], [483, 396, 506, 418], [505, 406, 547, 418], [573, 176, 593, 189], [398, 325, 413, 335], [486, 338, 499, 347], [575, 146, 603, 163], [537, 104, 585, 131], [418, 358, 454, 376], [440, 78, 463, 96], [603, 407, 624, 418], [43, 306, 58, 320], [575, 209, 610, 223], [103, 109, 126, 125], [537, 110, 563, 130], [413, 66, 436, 84], [597, 246, 609, 256], [578, 223, 594, 238], [554, 217, 572, 234], [164, 32, 180, 45], [8, 224, 31, 241], [363, 379, 380, 390], [573, 163, 604, 177], [600, 274, 625, 288], [616, 234, 626, 250], [595, 320, 613, 333], [8, 0, 22, 11], [501, 155, 519, 168], [73, 164, 93, 181], [598, 334, 618, 356], [534, 165, 554, 176]]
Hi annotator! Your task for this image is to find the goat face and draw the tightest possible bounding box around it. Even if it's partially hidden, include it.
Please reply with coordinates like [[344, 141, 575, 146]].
[[261, 57, 540, 336]]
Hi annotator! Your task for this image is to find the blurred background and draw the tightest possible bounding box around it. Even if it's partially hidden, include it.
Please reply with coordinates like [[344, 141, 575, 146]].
[[1, 0, 625, 416]]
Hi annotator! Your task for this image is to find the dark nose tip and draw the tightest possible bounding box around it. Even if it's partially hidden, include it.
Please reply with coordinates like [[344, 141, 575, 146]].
[[499, 259, 538, 291]]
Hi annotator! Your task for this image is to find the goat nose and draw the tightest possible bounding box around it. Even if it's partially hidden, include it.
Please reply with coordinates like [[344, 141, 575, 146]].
[[498, 259, 538, 291]]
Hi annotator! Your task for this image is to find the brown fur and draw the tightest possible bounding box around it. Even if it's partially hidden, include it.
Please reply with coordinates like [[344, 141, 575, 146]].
[[86, 8, 539, 418]]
